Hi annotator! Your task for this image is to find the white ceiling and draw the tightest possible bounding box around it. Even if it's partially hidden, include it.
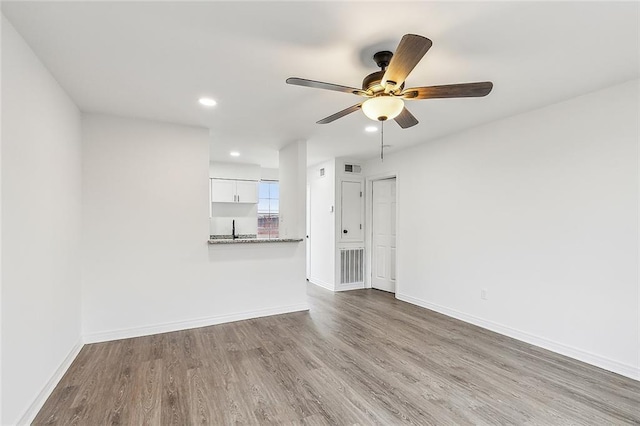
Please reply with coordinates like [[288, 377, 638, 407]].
[[2, 1, 638, 168]]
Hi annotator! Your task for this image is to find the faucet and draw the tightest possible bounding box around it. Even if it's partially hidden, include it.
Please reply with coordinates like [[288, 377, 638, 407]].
[[232, 219, 237, 240]]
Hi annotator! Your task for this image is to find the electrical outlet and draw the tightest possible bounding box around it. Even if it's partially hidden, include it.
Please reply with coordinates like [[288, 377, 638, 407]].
[[481, 289, 488, 300]]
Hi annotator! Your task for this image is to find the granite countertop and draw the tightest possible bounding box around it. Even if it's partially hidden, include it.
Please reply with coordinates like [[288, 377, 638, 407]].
[[210, 234, 256, 240], [208, 237, 304, 245]]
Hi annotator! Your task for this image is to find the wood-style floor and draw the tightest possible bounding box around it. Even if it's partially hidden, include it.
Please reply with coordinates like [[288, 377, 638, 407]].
[[35, 284, 640, 425]]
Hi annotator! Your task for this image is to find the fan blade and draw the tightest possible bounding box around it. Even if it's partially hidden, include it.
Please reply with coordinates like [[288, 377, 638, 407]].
[[382, 34, 432, 92], [286, 77, 366, 96], [317, 104, 362, 124], [394, 107, 419, 129], [402, 82, 493, 99]]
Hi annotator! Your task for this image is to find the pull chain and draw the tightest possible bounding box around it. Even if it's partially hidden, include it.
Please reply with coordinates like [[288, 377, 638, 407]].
[[380, 120, 385, 161]]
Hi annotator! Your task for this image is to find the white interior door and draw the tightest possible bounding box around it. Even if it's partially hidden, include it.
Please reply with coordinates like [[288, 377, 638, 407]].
[[372, 178, 397, 293]]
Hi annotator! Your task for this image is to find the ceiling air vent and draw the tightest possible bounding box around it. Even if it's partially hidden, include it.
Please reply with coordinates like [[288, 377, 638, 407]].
[[319, 168, 325, 177], [344, 164, 361, 174]]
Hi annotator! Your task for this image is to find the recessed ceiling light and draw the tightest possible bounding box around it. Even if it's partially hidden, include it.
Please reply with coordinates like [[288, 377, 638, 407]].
[[365, 126, 378, 133], [230, 151, 240, 157], [198, 97, 217, 107]]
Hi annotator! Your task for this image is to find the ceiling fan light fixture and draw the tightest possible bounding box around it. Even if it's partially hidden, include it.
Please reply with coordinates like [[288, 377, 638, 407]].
[[286, 34, 492, 129], [362, 96, 404, 121]]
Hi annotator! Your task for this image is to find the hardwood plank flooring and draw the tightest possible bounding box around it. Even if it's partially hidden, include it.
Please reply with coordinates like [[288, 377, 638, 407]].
[[34, 284, 640, 424]]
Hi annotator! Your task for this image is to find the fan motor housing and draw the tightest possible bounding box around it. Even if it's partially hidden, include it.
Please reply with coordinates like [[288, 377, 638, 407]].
[[363, 51, 405, 93], [362, 70, 385, 93], [362, 70, 404, 94]]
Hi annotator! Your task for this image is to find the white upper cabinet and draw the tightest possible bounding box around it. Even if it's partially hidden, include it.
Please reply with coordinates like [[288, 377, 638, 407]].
[[235, 180, 258, 203], [210, 179, 236, 203], [211, 179, 258, 204]]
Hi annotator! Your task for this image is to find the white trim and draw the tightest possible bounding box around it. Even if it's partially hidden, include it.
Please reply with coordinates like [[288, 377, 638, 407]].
[[308, 277, 335, 291], [83, 303, 309, 344], [310, 278, 363, 292], [335, 282, 365, 292], [306, 183, 311, 280], [18, 339, 84, 425], [396, 293, 640, 381], [365, 171, 399, 292]]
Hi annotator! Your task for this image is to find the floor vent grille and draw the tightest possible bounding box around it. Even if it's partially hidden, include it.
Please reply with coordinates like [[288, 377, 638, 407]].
[[340, 248, 364, 284]]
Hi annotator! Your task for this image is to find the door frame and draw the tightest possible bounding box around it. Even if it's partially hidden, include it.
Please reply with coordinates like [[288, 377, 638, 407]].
[[365, 171, 400, 294], [306, 183, 311, 280]]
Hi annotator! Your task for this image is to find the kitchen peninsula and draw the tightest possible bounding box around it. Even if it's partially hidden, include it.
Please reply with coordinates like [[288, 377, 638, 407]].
[[208, 236, 303, 244]]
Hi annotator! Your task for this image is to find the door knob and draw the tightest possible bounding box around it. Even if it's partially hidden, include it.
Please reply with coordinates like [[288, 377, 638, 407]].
[[343, 229, 348, 234]]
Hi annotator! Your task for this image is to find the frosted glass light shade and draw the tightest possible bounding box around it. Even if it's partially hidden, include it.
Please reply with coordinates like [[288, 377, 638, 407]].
[[362, 96, 404, 121]]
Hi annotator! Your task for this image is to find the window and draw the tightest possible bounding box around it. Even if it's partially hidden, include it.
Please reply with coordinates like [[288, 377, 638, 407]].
[[258, 181, 279, 239]]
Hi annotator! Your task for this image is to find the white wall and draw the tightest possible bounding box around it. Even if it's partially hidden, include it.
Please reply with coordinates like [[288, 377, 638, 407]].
[[261, 167, 279, 181], [364, 79, 639, 379], [81, 114, 307, 341], [279, 141, 306, 239], [1, 16, 83, 424], [208, 163, 278, 181], [209, 203, 258, 236], [307, 160, 336, 290], [209, 161, 261, 180]]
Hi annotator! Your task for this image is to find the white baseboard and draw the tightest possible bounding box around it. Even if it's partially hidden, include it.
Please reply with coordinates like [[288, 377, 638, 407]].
[[335, 282, 365, 292], [18, 338, 84, 425], [308, 277, 335, 291], [83, 303, 309, 344], [396, 293, 640, 381], [309, 278, 364, 292]]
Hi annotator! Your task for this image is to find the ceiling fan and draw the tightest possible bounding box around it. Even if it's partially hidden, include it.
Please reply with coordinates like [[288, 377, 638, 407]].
[[286, 34, 493, 129]]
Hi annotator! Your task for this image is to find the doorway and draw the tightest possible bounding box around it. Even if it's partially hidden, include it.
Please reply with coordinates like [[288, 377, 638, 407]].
[[371, 178, 397, 293]]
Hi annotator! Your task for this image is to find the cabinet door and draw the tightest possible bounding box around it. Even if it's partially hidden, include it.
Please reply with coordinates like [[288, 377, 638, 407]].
[[211, 179, 236, 203], [341, 181, 363, 241], [235, 181, 258, 203]]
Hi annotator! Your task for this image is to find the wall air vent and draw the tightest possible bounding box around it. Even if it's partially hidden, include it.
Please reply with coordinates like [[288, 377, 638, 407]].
[[340, 248, 364, 284], [344, 164, 362, 174], [320, 168, 325, 177]]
